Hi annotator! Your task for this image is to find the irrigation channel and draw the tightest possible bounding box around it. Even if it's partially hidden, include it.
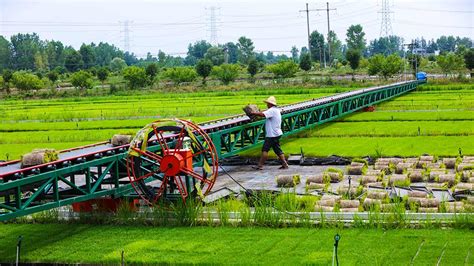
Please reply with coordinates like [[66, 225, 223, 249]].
[[3, 78, 470, 224]]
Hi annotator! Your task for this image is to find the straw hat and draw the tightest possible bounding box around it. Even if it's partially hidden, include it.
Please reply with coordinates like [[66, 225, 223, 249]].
[[264, 96, 277, 106]]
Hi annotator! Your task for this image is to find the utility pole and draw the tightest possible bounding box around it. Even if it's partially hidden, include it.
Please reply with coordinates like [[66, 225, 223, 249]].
[[315, 3, 336, 67], [299, 3, 317, 60]]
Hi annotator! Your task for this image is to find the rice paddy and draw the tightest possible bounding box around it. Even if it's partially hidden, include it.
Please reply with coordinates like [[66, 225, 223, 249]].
[[0, 82, 473, 160]]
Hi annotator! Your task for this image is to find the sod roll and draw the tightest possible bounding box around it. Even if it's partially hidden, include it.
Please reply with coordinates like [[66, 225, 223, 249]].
[[324, 172, 343, 183], [363, 198, 381, 209], [306, 174, 324, 184], [307, 183, 326, 189], [347, 165, 364, 175], [21, 148, 59, 168], [388, 174, 408, 186], [367, 191, 388, 200], [361, 175, 377, 185], [419, 198, 439, 208], [111, 134, 133, 146], [340, 208, 359, 212], [438, 174, 456, 186], [442, 158, 456, 169], [243, 104, 260, 119], [276, 175, 296, 187], [418, 207, 438, 213], [445, 202, 464, 213], [407, 190, 428, 198], [340, 200, 360, 208], [419, 155, 434, 162], [407, 169, 424, 182], [396, 163, 413, 174]]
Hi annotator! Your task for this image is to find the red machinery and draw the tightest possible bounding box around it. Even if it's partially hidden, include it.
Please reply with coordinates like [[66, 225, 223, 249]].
[[126, 119, 219, 204]]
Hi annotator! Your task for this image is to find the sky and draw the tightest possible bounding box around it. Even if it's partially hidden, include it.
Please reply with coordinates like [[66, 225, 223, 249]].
[[0, 0, 472, 57]]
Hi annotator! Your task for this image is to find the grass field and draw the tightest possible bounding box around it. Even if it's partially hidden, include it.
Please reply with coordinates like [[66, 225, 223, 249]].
[[0, 223, 472, 265], [1, 82, 473, 160]]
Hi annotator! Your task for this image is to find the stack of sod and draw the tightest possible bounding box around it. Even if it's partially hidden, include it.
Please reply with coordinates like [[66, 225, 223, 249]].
[[418, 198, 439, 213], [111, 134, 133, 146], [323, 167, 344, 183], [417, 155, 435, 169], [395, 162, 414, 174], [276, 174, 300, 187], [242, 104, 260, 120], [336, 184, 362, 196], [442, 158, 456, 169], [388, 174, 410, 186], [339, 200, 360, 212], [363, 191, 388, 210], [314, 195, 341, 212], [454, 182, 473, 192], [457, 163, 474, 172], [437, 173, 456, 187], [305, 174, 327, 189], [429, 169, 446, 182], [445, 201, 464, 213], [21, 148, 59, 168], [407, 169, 424, 182]]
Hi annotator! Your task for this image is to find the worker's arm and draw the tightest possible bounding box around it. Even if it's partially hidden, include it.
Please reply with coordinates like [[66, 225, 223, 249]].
[[251, 111, 266, 117]]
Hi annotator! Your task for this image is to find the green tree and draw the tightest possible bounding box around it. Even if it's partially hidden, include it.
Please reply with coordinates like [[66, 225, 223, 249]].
[[309, 31, 325, 63], [367, 54, 385, 76], [94, 42, 123, 66], [237, 36, 255, 64], [204, 46, 225, 66], [110, 57, 127, 72], [380, 54, 403, 79], [299, 53, 312, 71], [346, 24, 366, 52], [45, 40, 65, 70], [247, 58, 260, 79], [46, 71, 59, 84], [70, 70, 93, 90], [145, 63, 159, 82], [10, 33, 43, 70], [328, 31, 343, 62], [0, 36, 12, 71], [79, 44, 96, 69], [12, 71, 44, 91], [437, 53, 465, 76], [345, 49, 361, 79], [96, 67, 109, 86], [64, 48, 83, 72], [185, 40, 212, 65], [195, 59, 213, 84], [223, 42, 239, 64], [2, 69, 13, 93], [464, 48, 474, 77], [211, 64, 240, 85], [162, 67, 197, 85], [123, 66, 147, 89], [266, 60, 299, 79], [291, 46, 299, 62]]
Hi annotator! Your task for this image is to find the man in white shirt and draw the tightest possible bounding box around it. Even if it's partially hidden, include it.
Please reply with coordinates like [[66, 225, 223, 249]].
[[251, 96, 289, 170]]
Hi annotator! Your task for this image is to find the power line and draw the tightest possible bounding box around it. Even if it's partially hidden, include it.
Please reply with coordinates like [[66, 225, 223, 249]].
[[379, 0, 394, 37], [394, 7, 474, 13], [299, 3, 319, 62]]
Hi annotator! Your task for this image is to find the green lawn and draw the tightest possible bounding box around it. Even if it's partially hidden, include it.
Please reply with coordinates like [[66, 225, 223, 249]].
[[0, 223, 472, 265]]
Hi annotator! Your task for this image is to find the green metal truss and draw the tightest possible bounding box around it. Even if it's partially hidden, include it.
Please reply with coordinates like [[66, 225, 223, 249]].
[[0, 80, 424, 221]]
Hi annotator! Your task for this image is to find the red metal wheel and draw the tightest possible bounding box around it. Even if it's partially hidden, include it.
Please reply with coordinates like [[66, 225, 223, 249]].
[[126, 119, 218, 205]]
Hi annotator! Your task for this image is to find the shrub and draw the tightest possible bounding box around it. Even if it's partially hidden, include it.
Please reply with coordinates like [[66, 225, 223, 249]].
[[70, 70, 93, 90], [162, 67, 197, 85], [110, 57, 127, 72], [145, 63, 159, 80], [12, 71, 44, 91], [195, 59, 213, 84], [46, 71, 59, 84], [96, 67, 109, 85], [211, 64, 240, 85], [299, 53, 312, 71], [123, 66, 147, 89], [247, 58, 260, 78], [266, 60, 298, 78]]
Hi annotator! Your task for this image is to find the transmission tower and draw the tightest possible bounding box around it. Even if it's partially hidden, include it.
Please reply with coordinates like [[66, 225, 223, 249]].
[[206, 6, 220, 45], [379, 0, 393, 37], [120, 20, 132, 52]]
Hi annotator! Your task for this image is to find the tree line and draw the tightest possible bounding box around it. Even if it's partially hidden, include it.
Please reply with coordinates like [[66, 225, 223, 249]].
[[0, 25, 472, 93]]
